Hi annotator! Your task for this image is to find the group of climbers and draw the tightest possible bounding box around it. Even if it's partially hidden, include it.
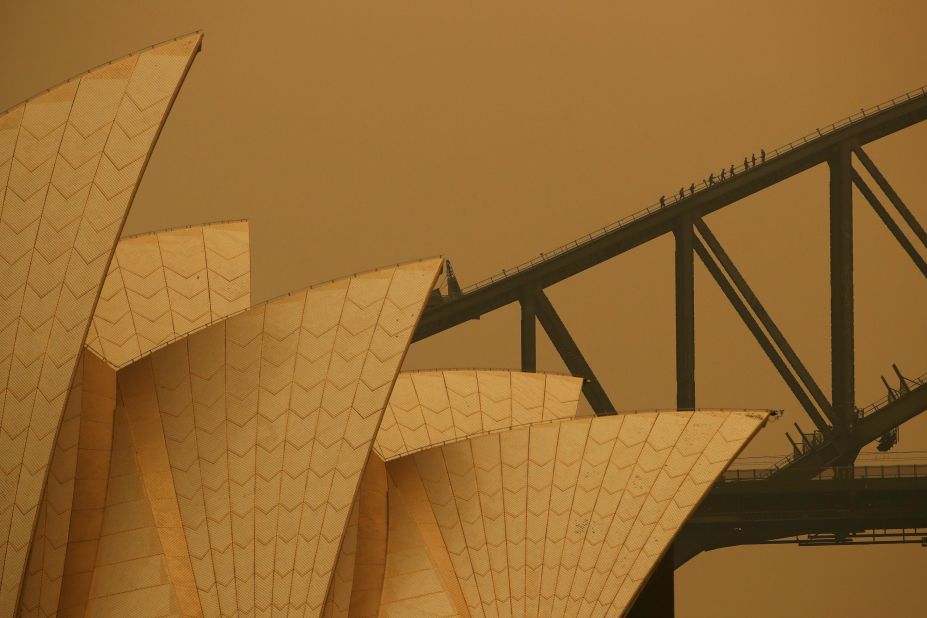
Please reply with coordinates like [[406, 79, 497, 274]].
[[661, 149, 767, 207]]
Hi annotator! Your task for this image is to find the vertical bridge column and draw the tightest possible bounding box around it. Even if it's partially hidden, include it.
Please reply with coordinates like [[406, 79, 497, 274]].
[[675, 216, 696, 410], [629, 218, 694, 618], [830, 142, 854, 436], [520, 293, 537, 372]]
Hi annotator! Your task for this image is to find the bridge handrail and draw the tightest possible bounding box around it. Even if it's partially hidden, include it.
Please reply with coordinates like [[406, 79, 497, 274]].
[[856, 371, 927, 418], [457, 83, 927, 294], [723, 371, 927, 477], [720, 463, 927, 483]]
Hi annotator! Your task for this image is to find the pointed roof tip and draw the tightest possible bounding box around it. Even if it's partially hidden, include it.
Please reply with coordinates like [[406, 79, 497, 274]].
[[156, 30, 204, 48], [3, 30, 205, 612], [1, 31, 205, 116], [396, 254, 445, 268], [162, 30, 205, 54], [93, 256, 443, 370]]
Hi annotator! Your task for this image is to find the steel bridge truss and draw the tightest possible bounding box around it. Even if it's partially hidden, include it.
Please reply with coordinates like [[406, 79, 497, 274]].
[[414, 85, 927, 614]]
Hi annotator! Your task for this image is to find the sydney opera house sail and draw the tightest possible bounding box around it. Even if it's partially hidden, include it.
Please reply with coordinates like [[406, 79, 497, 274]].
[[375, 370, 584, 461], [336, 371, 767, 617], [2, 30, 771, 618], [0, 33, 202, 614], [122, 258, 442, 615], [387, 411, 766, 617], [18, 221, 251, 617], [86, 220, 252, 369]]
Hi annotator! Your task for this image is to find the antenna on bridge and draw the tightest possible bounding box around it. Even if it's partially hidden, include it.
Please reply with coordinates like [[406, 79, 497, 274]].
[[893, 363, 913, 394], [876, 364, 910, 452], [445, 259, 462, 298]]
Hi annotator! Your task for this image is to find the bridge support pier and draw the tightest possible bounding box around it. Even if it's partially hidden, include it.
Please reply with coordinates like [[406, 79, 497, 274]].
[[633, 219, 693, 618], [829, 142, 855, 436], [675, 218, 695, 410]]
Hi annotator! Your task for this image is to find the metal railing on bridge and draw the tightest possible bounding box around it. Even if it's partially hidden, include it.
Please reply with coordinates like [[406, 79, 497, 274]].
[[455, 83, 927, 295], [856, 371, 927, 419], [765, 528, 927, 547], [719, 371, 927, 478], [720, 462, 927, 483]]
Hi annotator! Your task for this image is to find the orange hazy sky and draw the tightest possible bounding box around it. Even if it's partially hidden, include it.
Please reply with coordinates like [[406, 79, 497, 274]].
[[2, 2, 926, 616]]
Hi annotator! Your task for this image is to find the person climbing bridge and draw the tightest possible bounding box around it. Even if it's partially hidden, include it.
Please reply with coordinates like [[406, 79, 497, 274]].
[[730, 163, 736, 177], [744, 156, 749, 169], [720, 168, 726, 181], [751, 152, 756, 166], [679, 187, 685, 199], [660, 195, 666, 208], [761, 148, 766, 163], [690, 182, 695, 195]]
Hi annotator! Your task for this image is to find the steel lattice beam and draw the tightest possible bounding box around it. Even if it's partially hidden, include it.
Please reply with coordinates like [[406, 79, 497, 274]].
[[532, 289, 616, 414], [413, 94, 927, 342], [694, 219, 833, 426], [693, 235, 830, 431], [854, 145, 927, 247], [851, 168, 927, 277]]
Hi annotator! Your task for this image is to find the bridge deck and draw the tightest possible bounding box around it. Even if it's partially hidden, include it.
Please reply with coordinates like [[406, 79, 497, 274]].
[[677, 466, 927, 565], [415, 83, 927, 340]]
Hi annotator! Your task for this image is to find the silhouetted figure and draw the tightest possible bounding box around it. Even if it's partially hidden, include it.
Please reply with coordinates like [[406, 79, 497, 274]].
[[730, 163, 735, 177], [689, 183, 695, 195], [708, 172, 715, 186], [761, 148, 766, 163], [679, 187, 685, 200], [720, 168, 726, 181], [660, 195, 666, 208], [751, 153, 756, 167], [744, 156, 749, 169]]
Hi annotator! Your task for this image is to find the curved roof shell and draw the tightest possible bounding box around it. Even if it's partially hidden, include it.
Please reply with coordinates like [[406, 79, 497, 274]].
[[375, 369, 583, 461], [86, 220, 251, 369], [384, 411, 768, 617], [0, 33, 201, 613]]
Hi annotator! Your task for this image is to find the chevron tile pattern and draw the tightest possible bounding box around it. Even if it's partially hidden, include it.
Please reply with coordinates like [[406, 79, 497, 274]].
[[122, 258, 441, 616], [83, 399, 186, 616], [0, 33, 201, 612], [87, 221, 251, 370], [116, 357, 202, 617], [343, 453, 388, 618], [16, 355, 83, 618], [379, 462, 462, 618], [375, 371, 582, 461], [393, 411, 767, 618], [0, 25, 778, 618], [323, 452, 388, 618], [322, 492, 359, 618], [52, 354, 117, 617]]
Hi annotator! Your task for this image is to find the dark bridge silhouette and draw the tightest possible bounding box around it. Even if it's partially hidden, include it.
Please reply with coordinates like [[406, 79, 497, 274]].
[[413, 84, 927, 615]]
